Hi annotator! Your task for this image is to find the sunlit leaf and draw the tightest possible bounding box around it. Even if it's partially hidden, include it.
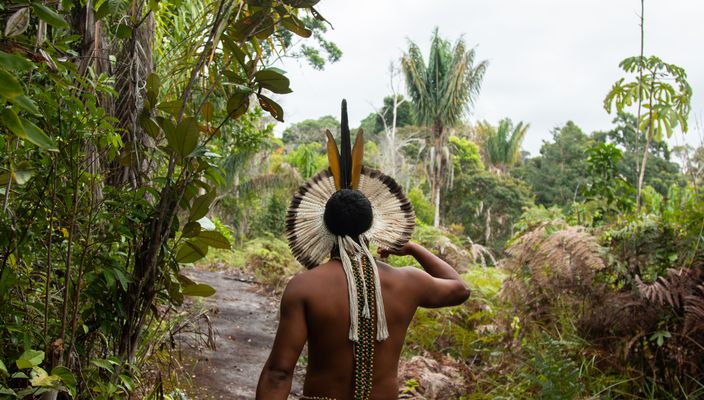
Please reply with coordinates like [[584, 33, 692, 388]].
[[14, 169, 35, 185], [4, 7, 30, 37], [30, 367, 60, 387], [16, 350, 44, 369], [0, 360, 7, 377]]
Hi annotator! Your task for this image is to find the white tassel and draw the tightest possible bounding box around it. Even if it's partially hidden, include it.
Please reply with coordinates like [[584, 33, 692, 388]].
[[338, 236, 359, 341], [360, 237, 389, 341], [342, 236, 371, 319]]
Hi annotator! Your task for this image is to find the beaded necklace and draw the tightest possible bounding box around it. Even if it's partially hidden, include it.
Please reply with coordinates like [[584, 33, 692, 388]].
[[351, 255, 376, 399]]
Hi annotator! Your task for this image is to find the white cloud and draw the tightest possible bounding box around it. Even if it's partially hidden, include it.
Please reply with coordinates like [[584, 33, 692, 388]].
[[276, 0, 704, 155]]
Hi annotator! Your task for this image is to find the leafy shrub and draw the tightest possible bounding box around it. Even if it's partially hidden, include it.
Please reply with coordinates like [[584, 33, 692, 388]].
[[408, 186, 434, 225]]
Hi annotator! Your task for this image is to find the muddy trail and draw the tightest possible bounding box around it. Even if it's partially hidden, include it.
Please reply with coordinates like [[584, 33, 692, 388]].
[[179, 269, 305, 399]]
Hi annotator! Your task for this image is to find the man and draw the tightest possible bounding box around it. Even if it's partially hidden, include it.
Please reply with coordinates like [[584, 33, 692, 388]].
[[256, 101, 470, 400]]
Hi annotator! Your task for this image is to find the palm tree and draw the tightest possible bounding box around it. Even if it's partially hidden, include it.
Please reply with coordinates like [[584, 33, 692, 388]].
[[478, 118, 529, 173], [401, 28, 488, 227]]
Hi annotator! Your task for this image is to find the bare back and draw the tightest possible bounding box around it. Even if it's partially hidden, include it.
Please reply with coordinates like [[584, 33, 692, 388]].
[[301, 259, 418, 400], [256, 242, 470, 400]]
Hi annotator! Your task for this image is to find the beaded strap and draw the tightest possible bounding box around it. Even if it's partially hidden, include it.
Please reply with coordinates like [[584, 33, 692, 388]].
[[300, 396, 336, 400], [352, 255, 376, 399]]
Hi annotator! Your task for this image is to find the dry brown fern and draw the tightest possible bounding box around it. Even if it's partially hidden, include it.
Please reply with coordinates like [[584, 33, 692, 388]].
[[502, 223, 604, 290], [684, 283, 704, 333], [635, 268, 700, 310], [499, 222, 606, 325]]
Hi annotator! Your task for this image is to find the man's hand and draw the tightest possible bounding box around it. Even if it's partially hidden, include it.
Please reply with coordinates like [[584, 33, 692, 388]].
[[377, 242, 415, 258], [381, 241, 471, 308]]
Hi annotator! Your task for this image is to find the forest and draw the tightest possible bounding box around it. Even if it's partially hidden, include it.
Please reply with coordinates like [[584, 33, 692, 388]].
[[0, 0, 703, 399]]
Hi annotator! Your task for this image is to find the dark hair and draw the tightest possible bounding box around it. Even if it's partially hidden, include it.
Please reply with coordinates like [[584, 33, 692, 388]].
[[324, 189, 373, 237]]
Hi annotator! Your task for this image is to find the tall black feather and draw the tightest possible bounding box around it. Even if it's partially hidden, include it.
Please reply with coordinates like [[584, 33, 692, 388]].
[[340, 99, 352, 189]]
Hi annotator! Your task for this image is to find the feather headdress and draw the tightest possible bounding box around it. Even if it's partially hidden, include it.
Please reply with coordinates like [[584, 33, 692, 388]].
[[285, 100, 415, 344]]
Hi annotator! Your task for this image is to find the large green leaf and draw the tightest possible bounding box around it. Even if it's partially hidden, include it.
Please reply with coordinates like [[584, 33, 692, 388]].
[[19, 117, 58, 151], [139, 115, 161, 139], [189, 191, 215, 221], [227, 92, 250, 120], [4, 7, 30, 37], [0, 51, 33, 71], [16, 350, 44, 369], [31, 3, 69, 29], [254, 69, 292, 94], [175, 240, 208, 263], [0, 69, 23, 99], [51, 366, 76, 398], [145, 73, 160, 109], [1, 108, 24, 137], [182, 283, 216, 297], [30, 367, 60, 387], [181, 221, 201, 238], [115, 23, 132, 39], [157, 100, 182, 117], [0, 359, 7, 376], [197, 231, 230, 249], [10, 95, 40, 115], [166, 117, 198, 158], [90, 359, 114, 372]]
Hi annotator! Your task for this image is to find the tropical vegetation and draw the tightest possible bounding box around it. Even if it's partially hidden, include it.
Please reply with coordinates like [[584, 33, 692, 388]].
[[1, 1, 703, 399]]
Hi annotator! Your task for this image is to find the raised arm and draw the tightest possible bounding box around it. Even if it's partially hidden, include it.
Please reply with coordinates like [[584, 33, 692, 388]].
[[256, 275, 307, 399], [379, 241, 470, 308]]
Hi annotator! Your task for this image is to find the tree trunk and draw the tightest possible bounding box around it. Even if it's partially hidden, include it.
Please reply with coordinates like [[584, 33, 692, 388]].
[[107, 0, 154, 187], [431, 119, 444, 227], [636, 71, 656, 211]]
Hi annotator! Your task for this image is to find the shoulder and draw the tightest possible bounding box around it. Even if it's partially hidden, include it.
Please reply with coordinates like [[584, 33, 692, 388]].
[[375, 260, 432, 286], [281, 260, 338, 298]]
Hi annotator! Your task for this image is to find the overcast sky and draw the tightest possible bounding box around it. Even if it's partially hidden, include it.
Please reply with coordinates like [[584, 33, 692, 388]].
[[274, 1, 704, 156]]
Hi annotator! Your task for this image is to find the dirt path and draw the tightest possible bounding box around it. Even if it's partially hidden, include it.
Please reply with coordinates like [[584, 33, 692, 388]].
[[180, 269, 304, 399]]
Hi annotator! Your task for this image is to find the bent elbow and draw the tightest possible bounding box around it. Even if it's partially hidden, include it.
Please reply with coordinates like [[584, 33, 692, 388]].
[[451, 282, 471, 305]]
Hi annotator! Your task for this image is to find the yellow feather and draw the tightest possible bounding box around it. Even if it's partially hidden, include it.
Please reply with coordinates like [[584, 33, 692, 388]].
[[326, 129, 342, 190], [351, 129, 364, 189]]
